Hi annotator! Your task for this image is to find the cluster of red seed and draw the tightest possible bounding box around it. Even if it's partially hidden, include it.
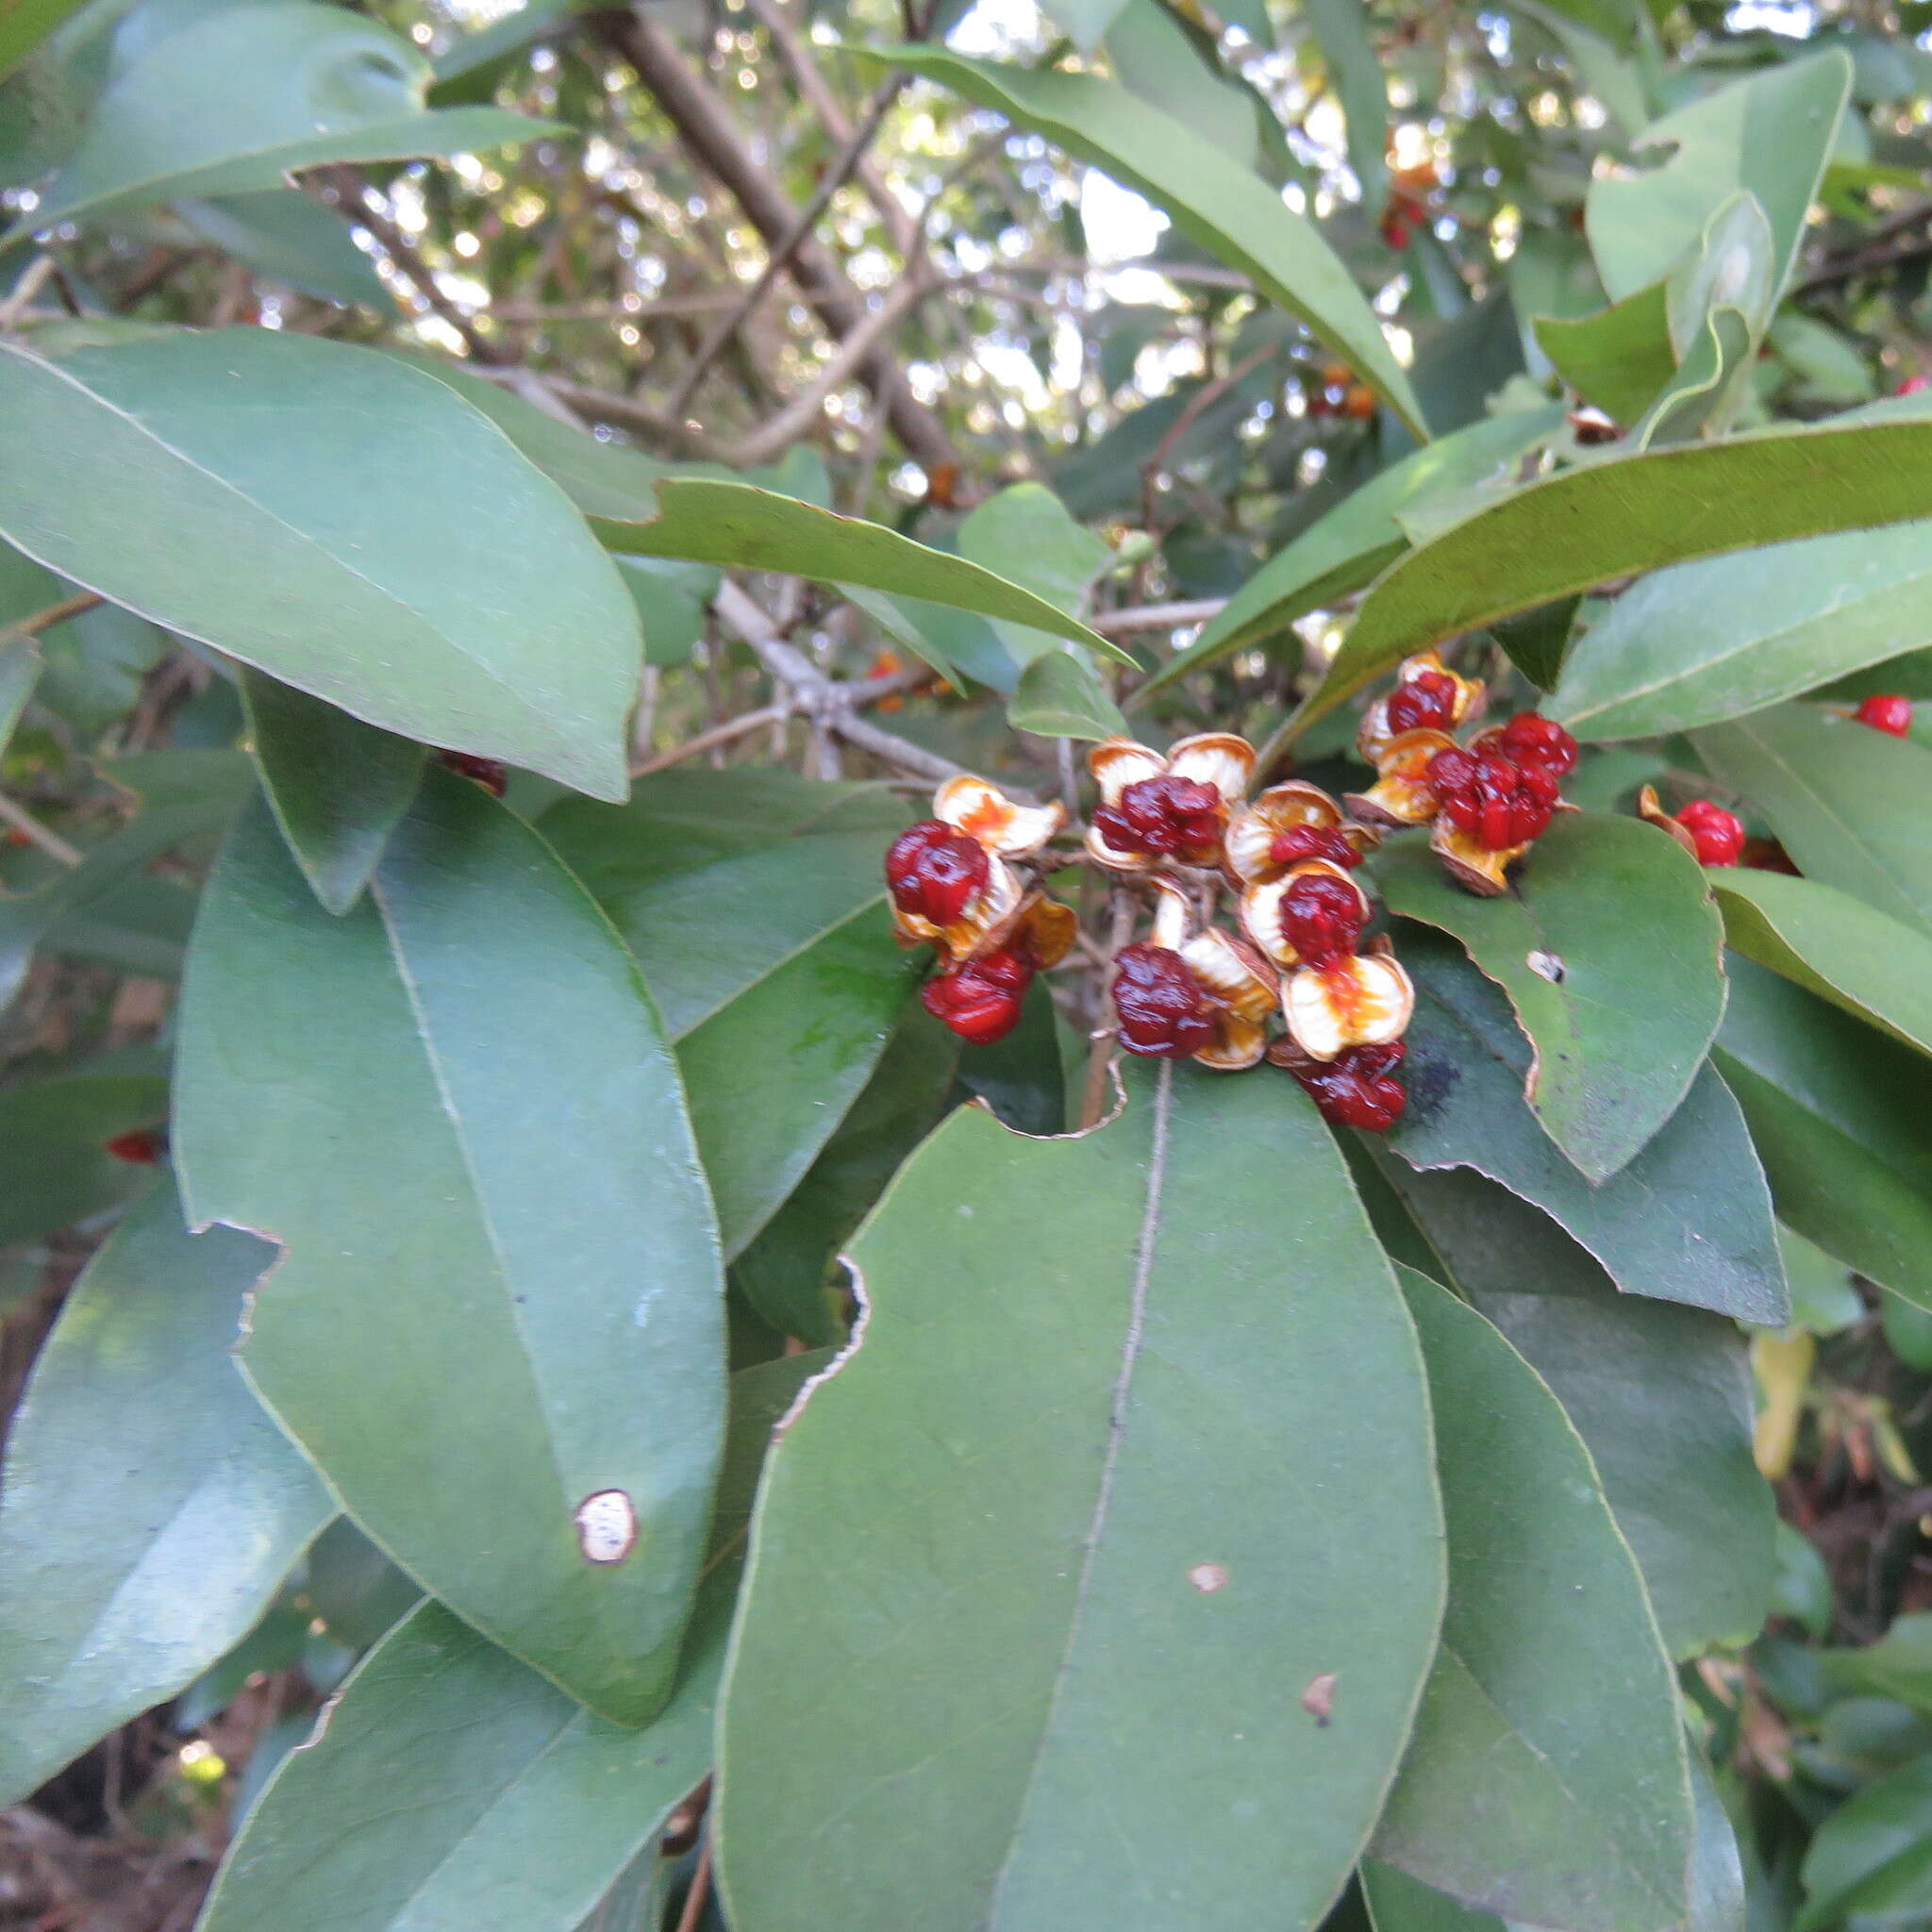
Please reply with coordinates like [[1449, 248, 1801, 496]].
[[1091, 774, 1224, 864], [920, 945, 1033, 1046], [1424, 713, 1576, 853], [1112, 943, 1217, 1060], [887, 820, 1034, 1045], [1286, 1040, 1409, 1133]]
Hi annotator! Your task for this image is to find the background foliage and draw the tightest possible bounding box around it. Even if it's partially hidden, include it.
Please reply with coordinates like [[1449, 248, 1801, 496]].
[[4, 0, 1932, 1925]]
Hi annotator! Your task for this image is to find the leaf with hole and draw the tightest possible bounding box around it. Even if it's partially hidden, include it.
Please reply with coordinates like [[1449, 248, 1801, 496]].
[[1374, 813, 1724, 1180], [175, 774, 725, 1723]]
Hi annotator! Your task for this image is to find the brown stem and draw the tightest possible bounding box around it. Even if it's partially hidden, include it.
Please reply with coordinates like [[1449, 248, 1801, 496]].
[[1079, 888, 1139, 1130], [673, 1835, 713, 1932]]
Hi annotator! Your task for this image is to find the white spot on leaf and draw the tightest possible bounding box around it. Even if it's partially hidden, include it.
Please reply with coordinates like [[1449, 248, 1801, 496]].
[[1189, 1562, 1228, 1593], [575, 1490, 637, 1565], [1526, 950, 1565, 983]]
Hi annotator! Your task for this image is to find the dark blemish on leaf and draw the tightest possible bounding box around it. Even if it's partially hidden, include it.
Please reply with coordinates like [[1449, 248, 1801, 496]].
[[1526, 950, 1565, 983], [1188, 1562, 1228, 1593], [1301, 1672, 1338, 1726], [1403, 1049, 1457, 1123], [575, 1490, 637, 1564]]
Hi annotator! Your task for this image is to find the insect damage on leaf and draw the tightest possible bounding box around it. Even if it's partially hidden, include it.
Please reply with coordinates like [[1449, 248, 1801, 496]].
[[574, 1490, 638, 1565], [1302, 1671, 1339, 1726]]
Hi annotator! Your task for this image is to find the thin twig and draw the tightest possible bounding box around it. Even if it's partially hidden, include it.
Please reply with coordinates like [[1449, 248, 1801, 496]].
[[318, 169, 492, 358], [1141, 345, 1274, 535], [4, 591, 102, 640], [632, 703, 788, 775], [1090, 599, 1226, 636], [0, 791, 81, 867], [673, 1836, 713, 1932], [0, 256, 57, 330]]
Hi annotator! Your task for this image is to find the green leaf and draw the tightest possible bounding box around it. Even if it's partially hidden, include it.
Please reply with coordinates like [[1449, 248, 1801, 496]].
[[958, 480, 1114, 670], [1693, 706, 1932, 938], [732, 1005, 959, 1346], [1371, 1269, 1692, 1931], [1818, 1614, 1932, 1714], [1549, 523, 1932, 741], [1390, 1170, 1773, 1657], [1293, 412, 1932, 739], [1796, 1755, 1932, 1931], [0, 1058, 168, 1243], [0, 331, 641, 798], [1710, 868, 1932, 1057], [174, 188, 393, 309], [717, 1064, 1445, 1931], [1008, 647, 1125, 740], [0, 0, 90, 85], [1533, 279, 1677, 423], [541, 780, 918, 1257], [1036, 0, 1131, 53], [196, 1354, 821, 1932], [1360, 1864, 1505, 1932], [854, 49, 1429, 437], [1715, 954, 1932, 1311], [1104, 0, 1261, 169], [175, 775, 725, 1724], [1304, 0, 1386, 212], [1778, 1223, 1864, 1336], [1140, 406, 1564, 696], [1374, 813, 1724, 1180], [1387, 929, 1788, 1324], [0, 630, 38, 756], [603, 478, 1131, 663], [1585, 53, 1850, 303], [4, 2, 558, 245], [240, 667, 426, 916], [0, 1173, 331, 1807]]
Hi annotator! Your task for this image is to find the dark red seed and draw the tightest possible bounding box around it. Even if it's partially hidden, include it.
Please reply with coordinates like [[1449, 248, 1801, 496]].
[[1383, 669, 1460, 737], [1092, 774, 1224, 861], [921, 947, 1032, 1045], [886, 819, 991, 926], [104, 1128, 164, 1164], [1111, 942, 1216, 1059], [1293, 1041, 1408, 1132], [1675, 799, 1745, 868], [1427, 745, 1559, 850], [1279, 871, 1366, 970], [1856, 694, 1914, 738], [440, 751, 508, 796], [1486, 711, 1578, 777], [1267, 823, 1361, 872]]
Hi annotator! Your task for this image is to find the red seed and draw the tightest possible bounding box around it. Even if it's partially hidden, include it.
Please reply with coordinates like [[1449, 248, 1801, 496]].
[[1293, 1041, 1407, 1132], [1383, 669, 1460, 737], [1111, 943, 1217, 1059], [921, 947, 1032, 1045], [1091, 773, 1224, 862], [1267, 823, 1361, 872], [886, 820, 991, 927], [1484, 711, 1578, 777], [1675, 799, 1745, 868], [1856, 694, 1914, 738], [1427, 744, 1559, 850], [1279, 872, 1366, 970], [440, 751, 508, 795]]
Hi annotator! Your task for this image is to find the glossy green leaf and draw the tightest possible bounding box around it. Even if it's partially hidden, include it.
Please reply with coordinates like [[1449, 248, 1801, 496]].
[[1778, 1223, 1864, 1336], [1036, 0, 1130, 50], [1375, 813, 1724, 1180], [240, 667, 425, 916], [1585, 53, 1850, 302], [175, 775, 725, 1724], [0, 1173, 331, 1807], [1532, 279, 1676, 424], [1694, 706, 1932, 938], [1819, 1614, 1932, 1714], [1388, 929, 1788, 1324], [1008, 646, 1125, 739], [1715, 954, 1932, 1312], [603, 479, 1127, 661], [1371, 1269, 1691, 1932], [1292, 413, 1932, 739], [0, 1057, 167, 1243], [542, 782, 918, 1257], [196, 1354, 820, 1932], [717, 1064, 1445, 1931], [1711, 867, 1932, 1057], [1360, 1864, 1504, 1932], [175, 188, 393, 309], [1796, 1755, 1932, 1931], [1397, 1174, 1774, 1657], [1141, 406, 1564, 695], [1549, 523, 1932, 741], [732, 1005, 958, 1346], [958, 481, 1114, 669], [0, 331, 641, 798], [856, 50, 1428, 437], [5, 3, 556, 245], [1105, 1, 1262, 169]]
